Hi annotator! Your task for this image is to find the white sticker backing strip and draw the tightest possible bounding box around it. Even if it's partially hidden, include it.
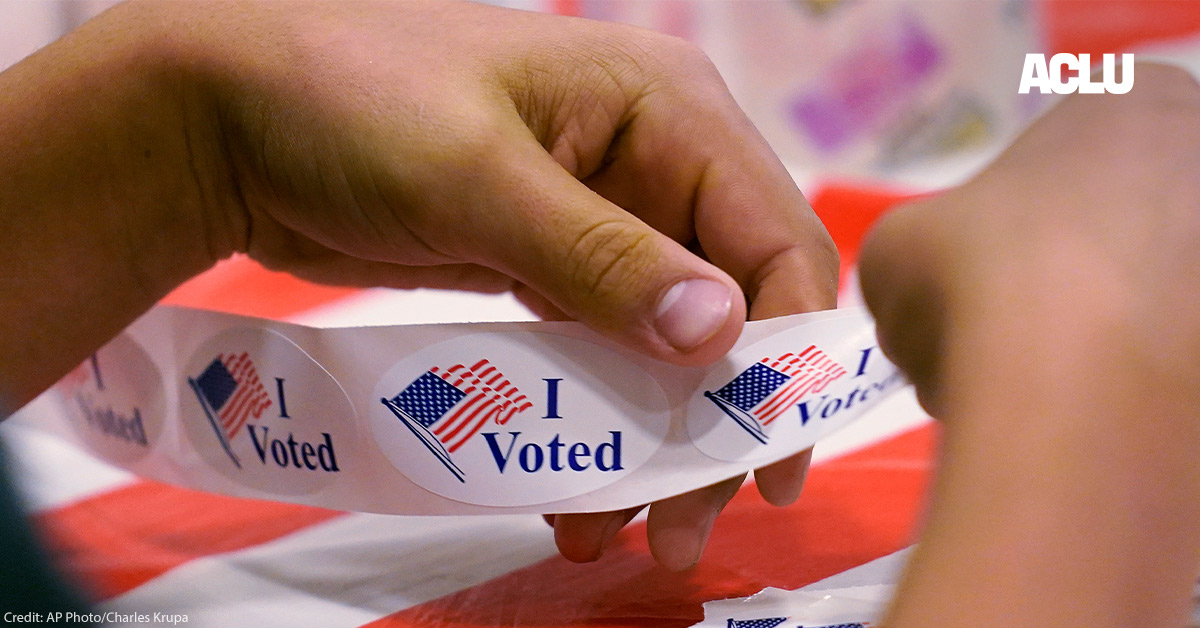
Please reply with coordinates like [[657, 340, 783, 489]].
[[35, 305, 905, 515]]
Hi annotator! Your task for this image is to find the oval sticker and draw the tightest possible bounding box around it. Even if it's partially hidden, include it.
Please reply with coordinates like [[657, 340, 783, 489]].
[[61, 333, 164, 464], [369, 332, 669, 507], [180, 327, 358, 495], [687, 311, 904, 462]]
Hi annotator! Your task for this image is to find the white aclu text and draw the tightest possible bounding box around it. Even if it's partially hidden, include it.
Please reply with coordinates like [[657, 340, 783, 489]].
[[1019, 53, 1134, 94]]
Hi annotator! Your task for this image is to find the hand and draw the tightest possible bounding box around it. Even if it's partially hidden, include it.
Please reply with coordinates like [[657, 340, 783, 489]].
[[0, 1, 836, 569], [859, 64, 1200, 626]]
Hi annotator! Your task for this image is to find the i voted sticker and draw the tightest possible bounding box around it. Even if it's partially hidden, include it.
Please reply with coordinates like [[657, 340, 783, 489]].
[[687, 312, 904, 462], [61, 334, 164, 464], [180, 327, 358, 495], [369, 332, 669, 507]]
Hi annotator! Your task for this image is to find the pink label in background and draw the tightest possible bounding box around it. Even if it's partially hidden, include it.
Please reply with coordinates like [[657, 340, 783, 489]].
[[789, 16, 943, 154]]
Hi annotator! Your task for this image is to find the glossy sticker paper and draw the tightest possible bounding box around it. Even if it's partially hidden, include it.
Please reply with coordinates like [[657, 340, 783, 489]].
[[37, 306, 906, 515]]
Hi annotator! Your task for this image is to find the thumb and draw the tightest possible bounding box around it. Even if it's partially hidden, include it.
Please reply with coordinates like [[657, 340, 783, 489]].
[[442, 133, 746, 366]]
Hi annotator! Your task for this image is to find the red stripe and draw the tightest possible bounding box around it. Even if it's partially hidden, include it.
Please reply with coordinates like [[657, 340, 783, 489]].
[[218, 383, 254, 425], [162, 254, 360, 320], [498, 401, 531, 424], [764, 355, 788, 370], [470, 365, 491, 376], [228, 352, 251, 374], [808, 184, 926, 291], [436, 391, 487, 437], [549, 0, 582, 17], [224, 409, 252, 440], [1044, 0, 1200, 58], [473, 364, 496, 379], [218, 374, 269, 433], [33, 482, 346, 601], [445, 372, 467, 388], [225, 387, 271, 438], [767, 352, 799, 370], [432, 394, 483, 437], [757, 377, 820, 425], [758, 373, 815, 415], [439, 395, 496, 443], [446, 406, 502, 453], [757, 367, 823, 417], [362, 424, 937, 628], [758, 367, 845, 421], [223, 355, 254, 387], [217, 387, 251, 431], [778, 358, 804, 376], [811, 372, 841, 394], [761, 382, 819, 425]]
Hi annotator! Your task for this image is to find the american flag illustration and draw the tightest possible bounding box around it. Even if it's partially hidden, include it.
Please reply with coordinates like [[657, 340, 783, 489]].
[[727, 618, 788, 628], [381, 359, 532, 482], [188, 352, 272, 468], [704, 346, 846, 443]]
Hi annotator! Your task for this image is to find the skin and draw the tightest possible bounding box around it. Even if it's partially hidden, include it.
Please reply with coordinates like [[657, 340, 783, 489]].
[[860, 63, 1200, 626], [0, 1, 837, 571]]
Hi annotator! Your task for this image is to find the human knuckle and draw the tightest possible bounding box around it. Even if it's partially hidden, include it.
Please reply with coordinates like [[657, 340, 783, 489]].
[[811, 228, 841, 281], [662, 39, 724, 87], [639, 31, 709, 68], [565, 220, 658, 297], [603, 30, 718, 86]]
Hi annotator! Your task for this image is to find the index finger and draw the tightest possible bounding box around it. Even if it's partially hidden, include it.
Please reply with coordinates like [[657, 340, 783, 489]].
[[573, 46, 839, 319]]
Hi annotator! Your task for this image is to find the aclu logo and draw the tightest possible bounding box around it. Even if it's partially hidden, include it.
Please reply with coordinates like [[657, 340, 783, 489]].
[[1019, 53, 1134, 94]]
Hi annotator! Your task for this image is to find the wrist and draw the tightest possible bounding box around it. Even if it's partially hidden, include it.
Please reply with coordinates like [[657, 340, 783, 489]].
[[95, 1, 250, 274], [0, 2, 241, 406]]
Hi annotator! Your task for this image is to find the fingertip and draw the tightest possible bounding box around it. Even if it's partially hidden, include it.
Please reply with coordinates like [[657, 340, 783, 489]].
[[653, 277, 733, 351], [652, 275, 747, 366], [753, 448, 813, 507], [553, 514, 606, 563], [646, 501, 723, 571], [648, 524, 708, 572], [646, 475, 744, 571], [552, 508, 642, 563]]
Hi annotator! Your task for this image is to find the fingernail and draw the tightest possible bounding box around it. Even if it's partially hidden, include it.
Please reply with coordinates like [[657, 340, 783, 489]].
[[654, 510, 719, 571], [654, 279, 733, 353]]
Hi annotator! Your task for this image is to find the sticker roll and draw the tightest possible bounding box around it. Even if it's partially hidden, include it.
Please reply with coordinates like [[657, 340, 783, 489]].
[[39, 305, 905, 515]]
